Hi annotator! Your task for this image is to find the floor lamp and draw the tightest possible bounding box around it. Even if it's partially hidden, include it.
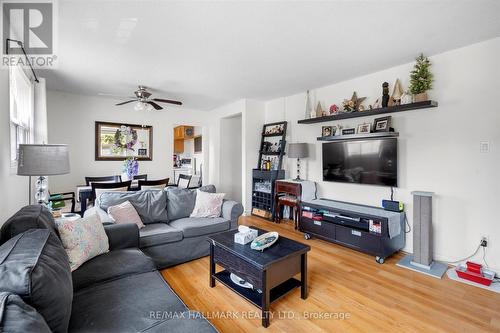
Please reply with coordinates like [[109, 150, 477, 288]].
[[17, 144, 70, 205]]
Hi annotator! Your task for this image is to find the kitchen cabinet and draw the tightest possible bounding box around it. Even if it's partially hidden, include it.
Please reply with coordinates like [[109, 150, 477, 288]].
[[174, 139, 184, 153], [174, 126, 194, 140]]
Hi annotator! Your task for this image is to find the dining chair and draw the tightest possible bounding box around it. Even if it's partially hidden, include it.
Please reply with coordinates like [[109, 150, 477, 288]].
[[177, 174, 192, 189], [91, 180, 131, 203], [85, 175, 122, 186], [133, 174, 148, 181], [138, 178, 170, 190]]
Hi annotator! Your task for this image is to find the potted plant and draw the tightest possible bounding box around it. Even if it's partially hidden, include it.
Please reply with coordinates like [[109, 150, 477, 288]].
[[409, 54, 433, 102]]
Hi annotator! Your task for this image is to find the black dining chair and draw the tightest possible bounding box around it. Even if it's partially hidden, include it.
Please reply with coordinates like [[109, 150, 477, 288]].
[[133, 174, 148, 181], [138, 178, 170, 190], [85, 175, 122, 186], [91, 180, 131, 203], [176, 174, 192, 189]]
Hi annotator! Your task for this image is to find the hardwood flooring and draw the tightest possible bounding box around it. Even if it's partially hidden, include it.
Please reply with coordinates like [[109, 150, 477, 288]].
[[161, 216, 500, 332]]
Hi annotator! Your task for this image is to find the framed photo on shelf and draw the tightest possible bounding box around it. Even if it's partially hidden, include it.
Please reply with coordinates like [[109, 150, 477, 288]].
[[357, 123, 371, 134], [322, 126, 334, 137], [373, 116, 392, 132], [341, 128, 356, 135]]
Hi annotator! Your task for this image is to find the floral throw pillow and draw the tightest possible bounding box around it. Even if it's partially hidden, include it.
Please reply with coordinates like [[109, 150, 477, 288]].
[[55, 213, 109, 271], [190, 190, 226, 218]]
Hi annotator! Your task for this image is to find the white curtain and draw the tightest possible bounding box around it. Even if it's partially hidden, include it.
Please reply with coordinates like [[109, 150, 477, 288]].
[[34, 78, 48, 144], [9, 65, 34, 162]]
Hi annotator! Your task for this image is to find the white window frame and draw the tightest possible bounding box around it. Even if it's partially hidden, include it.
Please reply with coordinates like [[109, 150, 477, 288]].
[[9, 65, 35, 169]]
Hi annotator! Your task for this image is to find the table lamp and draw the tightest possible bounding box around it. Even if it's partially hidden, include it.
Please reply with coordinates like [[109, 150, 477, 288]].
[[17, 144, 70, 204], [288, 143, 308, 181]]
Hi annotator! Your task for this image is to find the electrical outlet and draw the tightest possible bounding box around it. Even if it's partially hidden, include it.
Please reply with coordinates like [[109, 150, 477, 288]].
[[480, 236, 488, 247], [480, 141, 490, 153]]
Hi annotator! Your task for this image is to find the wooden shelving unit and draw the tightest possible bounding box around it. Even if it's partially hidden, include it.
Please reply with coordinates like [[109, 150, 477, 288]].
[[298, 100, 438, 124], [252, 121, 287, 221], [317, 132, 399, 141]]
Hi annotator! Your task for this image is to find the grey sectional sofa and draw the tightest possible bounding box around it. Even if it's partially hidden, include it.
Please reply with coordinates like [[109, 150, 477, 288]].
[[0, 205, 218, 333], [85, 185, 244, 268]]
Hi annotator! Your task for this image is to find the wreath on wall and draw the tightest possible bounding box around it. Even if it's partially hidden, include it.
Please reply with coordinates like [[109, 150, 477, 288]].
[[113, 126, 138, 152]]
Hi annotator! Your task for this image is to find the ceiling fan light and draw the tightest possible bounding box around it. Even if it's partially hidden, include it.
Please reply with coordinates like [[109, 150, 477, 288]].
[[134, 101, 145, 111]]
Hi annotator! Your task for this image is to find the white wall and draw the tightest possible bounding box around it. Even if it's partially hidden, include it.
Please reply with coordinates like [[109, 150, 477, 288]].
[[265, 38, 500, 271], [208, 99, 265, 213], [243, 100, 266, 212], [47, 91, 212, 192], [0, 70, 29, 223], [220, 114, 242, 202]]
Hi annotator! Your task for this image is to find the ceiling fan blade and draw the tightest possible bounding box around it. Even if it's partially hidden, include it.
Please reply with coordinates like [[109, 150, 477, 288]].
[[147, 101, 163, 110], [116, 100, 137, 106], [152, 98, 183, 106]]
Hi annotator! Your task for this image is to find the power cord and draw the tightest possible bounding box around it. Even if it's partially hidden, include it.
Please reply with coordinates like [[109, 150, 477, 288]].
[[404, 214, 411, 233], [390, 187, 394, 201], [445, 240, 483, 265]]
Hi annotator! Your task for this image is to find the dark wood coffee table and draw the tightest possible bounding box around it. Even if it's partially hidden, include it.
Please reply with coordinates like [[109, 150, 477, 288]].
[[208, 228, 310, 327]]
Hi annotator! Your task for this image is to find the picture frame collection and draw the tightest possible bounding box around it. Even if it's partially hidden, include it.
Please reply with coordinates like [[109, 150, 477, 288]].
[[321, 116, 392, 137]]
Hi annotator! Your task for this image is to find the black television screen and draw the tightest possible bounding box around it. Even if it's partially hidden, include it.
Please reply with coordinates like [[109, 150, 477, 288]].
[[322, 138, 398, 187]]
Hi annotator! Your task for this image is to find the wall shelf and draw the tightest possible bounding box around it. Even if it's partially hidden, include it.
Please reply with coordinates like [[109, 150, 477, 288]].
[[298, 100, 438, 124], [317, 132, 399, 141]]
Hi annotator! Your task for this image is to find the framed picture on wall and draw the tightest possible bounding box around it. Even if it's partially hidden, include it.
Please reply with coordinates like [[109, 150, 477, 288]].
[[95, 121, 153, 161]]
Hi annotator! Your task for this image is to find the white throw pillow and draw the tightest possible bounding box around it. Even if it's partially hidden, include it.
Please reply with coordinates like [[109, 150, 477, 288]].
[[107, 200, 145, 229], [55, 213, 109, 271], [190, 190, 226, 218]]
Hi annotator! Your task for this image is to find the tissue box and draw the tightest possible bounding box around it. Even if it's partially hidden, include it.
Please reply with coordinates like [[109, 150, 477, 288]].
[[234, 228, 258, 245]]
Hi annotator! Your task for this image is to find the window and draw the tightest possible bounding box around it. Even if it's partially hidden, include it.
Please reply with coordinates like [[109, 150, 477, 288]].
[[9, 66, 34, 166]]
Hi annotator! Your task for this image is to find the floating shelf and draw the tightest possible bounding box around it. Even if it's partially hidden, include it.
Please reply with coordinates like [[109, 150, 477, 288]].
[[298, 100, 438, 124], [317, 132, 399, 141]]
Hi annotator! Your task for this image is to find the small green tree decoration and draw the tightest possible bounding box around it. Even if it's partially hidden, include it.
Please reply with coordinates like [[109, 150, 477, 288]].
[[409, 54, 433, 94]]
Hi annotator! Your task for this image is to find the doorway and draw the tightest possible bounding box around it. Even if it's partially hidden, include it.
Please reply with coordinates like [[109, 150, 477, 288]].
[[220, 114, 242, 202], [173, 125, 204, 187]]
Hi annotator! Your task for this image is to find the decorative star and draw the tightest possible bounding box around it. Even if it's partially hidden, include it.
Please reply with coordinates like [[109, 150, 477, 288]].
[[350, 91, 366, 111]]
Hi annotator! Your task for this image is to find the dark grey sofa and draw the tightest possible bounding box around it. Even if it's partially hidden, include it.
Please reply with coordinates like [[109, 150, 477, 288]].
[[0, 205, 218, 333], [85, 185, 244, 268]]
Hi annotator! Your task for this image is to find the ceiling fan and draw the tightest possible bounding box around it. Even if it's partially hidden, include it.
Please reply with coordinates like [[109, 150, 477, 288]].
[[100, 86, 182, 111]]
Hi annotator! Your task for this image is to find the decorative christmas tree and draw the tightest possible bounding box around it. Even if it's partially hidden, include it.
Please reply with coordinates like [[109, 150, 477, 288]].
[[409, 54, 433, 95]]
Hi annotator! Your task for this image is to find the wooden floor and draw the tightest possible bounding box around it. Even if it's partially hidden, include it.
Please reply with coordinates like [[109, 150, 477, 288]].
[[162, 216, 500, 333]]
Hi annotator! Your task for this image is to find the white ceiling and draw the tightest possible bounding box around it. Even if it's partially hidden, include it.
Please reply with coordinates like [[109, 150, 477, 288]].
[[42, 0, 500, 110]]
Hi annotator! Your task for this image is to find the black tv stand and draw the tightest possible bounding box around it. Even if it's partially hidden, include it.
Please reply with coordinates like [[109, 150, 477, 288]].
[[299, 199, 405, 263]]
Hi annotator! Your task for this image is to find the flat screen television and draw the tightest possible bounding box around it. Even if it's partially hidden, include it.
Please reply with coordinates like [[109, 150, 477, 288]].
[[322, 138, 397, 187]]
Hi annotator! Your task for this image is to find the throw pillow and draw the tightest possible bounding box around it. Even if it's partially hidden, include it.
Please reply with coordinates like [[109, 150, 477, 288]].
[[166, 185, 216, 220], [55, 213, 109, 271], [98, 190, 168, 224], [107, 200, 145, 229], [190, 190, 226, 218]]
